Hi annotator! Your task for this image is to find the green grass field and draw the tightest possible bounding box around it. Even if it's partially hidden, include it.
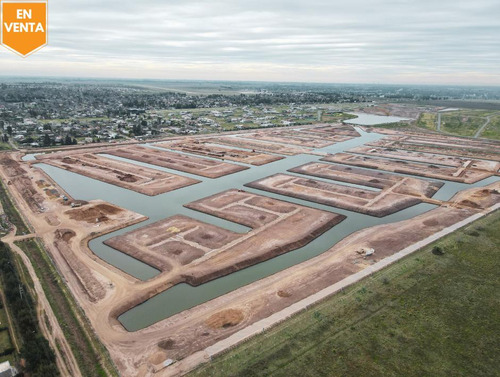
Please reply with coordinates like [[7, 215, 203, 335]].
[[480, 115, 500, 140], [190, 210, 500, 377], [0, 306, 13, 354], [416, 110, 500, 139], [440, 112, 486, 136], [416, 112, 437, 130]]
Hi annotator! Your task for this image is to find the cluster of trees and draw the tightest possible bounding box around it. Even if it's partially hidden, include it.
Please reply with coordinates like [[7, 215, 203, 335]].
[[42, 134, 77, 147], [132, 123, 144, 136], [0, 242, 59, 376]]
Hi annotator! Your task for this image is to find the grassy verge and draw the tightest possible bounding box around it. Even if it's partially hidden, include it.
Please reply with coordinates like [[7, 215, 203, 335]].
[[190, 210, 500, 377], [416, 112, 437, 130], [480, 115, 500, 140], [15, 238, 119, 377], [0, 242, 58, 376], [0, 303, 14, 360], [440, 112, 485, 136], [0, 180, 30, 235]]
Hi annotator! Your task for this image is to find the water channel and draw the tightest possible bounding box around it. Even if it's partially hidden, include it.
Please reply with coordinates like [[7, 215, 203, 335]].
[[31, 125, 499, 331]]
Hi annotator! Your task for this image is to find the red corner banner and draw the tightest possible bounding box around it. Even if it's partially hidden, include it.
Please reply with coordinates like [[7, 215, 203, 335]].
[[1, 0, 47, 57]]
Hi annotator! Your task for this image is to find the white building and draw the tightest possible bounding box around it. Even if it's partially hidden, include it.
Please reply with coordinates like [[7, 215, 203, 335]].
[[0, 361, 17, 377]]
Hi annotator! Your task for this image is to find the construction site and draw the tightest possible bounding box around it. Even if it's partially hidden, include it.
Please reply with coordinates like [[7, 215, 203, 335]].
[[0, 122, 499, 377]]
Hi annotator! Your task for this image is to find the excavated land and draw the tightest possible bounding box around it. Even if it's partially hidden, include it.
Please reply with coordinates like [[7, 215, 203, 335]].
[[289, 162, 444, 194], [0, 154, 45, 212], [156, 139, 283, 166], [245, 130, 345, 148], [305, 123, 361, 138], [106, 145, 248, 178], [246, 173, 441, 217], [206, 136, 313, 155], [1, 131, 500, 377], [44, 200, 148, 306], [369, 134, 500, 162], [242, 124, 360, 148], [322, 153, 494, 183], [104, 189, 345, 287], [350, 145, 500, 173], [115, 182, 500, 375], [35, 152, 200, 195]]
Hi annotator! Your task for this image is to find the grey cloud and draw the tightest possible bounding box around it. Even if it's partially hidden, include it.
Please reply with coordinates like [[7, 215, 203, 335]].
[[1, 0, 499, 84]]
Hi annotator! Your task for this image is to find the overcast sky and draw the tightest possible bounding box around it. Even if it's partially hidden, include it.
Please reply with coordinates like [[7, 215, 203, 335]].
[[1, 0, 499, 85]]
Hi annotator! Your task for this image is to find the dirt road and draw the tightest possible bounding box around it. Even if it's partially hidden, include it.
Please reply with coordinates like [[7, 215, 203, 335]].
[[2, 229, 82, 377]]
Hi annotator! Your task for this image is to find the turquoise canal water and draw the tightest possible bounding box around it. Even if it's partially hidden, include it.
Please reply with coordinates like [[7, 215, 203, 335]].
[[33, 127, 499, 331]]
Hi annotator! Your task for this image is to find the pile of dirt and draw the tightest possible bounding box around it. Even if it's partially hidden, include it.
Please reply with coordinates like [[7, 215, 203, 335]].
[[55, 229, 75, 242], [277, 290, 292, 298], [205, 309, 244, 329], [53, 229, 105, 302], [66, 203, 121, 223], [157, 339, 175, 350], [117, 174, 137, 183]]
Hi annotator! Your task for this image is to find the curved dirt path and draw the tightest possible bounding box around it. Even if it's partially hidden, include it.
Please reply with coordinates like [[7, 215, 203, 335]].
[[2, 229, 82, 377]]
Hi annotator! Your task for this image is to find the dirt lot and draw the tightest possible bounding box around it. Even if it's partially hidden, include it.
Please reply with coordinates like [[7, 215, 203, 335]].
[[322, 152, 494, 183], [0, 154, 45, 212], [36, 153, 200, 195], [305, 123, 361, 137], [246, 173, 441, 217], [371, 134, 500, 162], [2, 126, 500, 377], [245, 130, 345, 148], [157, 139, 284, 166], [114, 183, 499, 375], [207, 136, 313, 155], [107, 145, 248, 178], [104, 189, 344, 289], [350, 145, 500, 172], [290, 162, 406, 189]]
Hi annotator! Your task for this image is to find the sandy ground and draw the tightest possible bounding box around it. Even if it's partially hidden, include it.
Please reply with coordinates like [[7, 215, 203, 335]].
[[107, 145, 248, 178], [371, 134, 500, 162], [244, 129, 350, 148], [351, 145, 500, 172], [246, 172, 441, 217], [2, 124, 500, 377], [36, 153, 200, 196], [206, 136, 313, 155], [323, 152, 494, 183], [157, 139, 283, 166], [104, 189, 344, 312]]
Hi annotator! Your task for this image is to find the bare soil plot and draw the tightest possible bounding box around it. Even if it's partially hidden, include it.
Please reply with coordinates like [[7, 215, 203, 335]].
[[245, 130, 341, 148], [207, 136, 312, 155], [370, 135, 500, 162], [322, 153, 494, 183], [302, 124, 361, 137], [130, 184, 498, 368], [0, 154, 45, 212], [350, 146, 500, 173], [106, 145, 248, 178], [157, 139, 283, 166], [289, 162, 443, 196], [105, 189, 344, 285], [246, 173, 441, 217], [36, 153, 199, 195]]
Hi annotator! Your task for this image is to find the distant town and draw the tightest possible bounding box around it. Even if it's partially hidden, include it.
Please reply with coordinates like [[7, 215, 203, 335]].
[[1, 80, 499, 148]]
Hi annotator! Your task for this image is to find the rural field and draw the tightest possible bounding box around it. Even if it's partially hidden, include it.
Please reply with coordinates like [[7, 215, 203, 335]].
[[190, 210, 500, 377], [416, 109, 500, 139]]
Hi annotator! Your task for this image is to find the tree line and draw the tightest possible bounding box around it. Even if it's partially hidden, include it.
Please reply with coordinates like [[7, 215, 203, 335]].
[[0, 242, 59, 376]]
